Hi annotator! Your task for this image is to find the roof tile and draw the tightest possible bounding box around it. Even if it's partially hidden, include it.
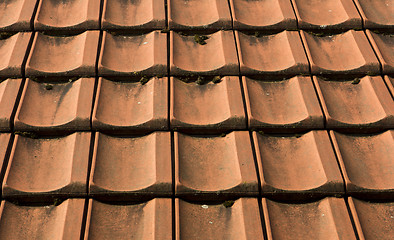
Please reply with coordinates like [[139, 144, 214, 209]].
[[0, 79, 22, 131], [384, 75, 394, 97], [0, 32, 31, 78], [0, 0, 36, 32], [366, 30, 394, 74], [0, 133, 11, 181], [354, 0, 394, 30]]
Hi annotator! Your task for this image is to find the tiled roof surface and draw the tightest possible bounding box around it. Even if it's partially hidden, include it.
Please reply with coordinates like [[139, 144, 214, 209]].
[[0, 0, 393, 239]]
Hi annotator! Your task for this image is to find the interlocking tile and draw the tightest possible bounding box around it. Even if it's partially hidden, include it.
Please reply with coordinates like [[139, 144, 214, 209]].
[[0, 199, 85, 239], [170, 31, 239, 76], [170, 77, 246, 133], [0, 0, 36, 32], [229, 0, 297, 31], [175, 132, 258, 199], [14, 78, 94, 132], [385, 75, 394, 97], [348, 198, 394, 240], [0, 133, 11, 176], [176, 198, 263, 240], [354, 0, 394, 30], [89, 132, 172, 200], [301, 30, 380, 76], [0, 32, 31, 78], [34, 0, 100, 33], [98, 31, 167, 77], [0, 79, 22, 131], [26, 31, 99, 77], [366, 30, 394, 74], [85, 199, 172, 239], [314, 76, 394, 131], [2, 133, 91, 201], [263, 197, 358, 240], [253, 131, 343, 199], [291, 0, 362, 30], [331, 131, 394, 199], [236, 31, 309, 77], [102, 0, 165, 31], [92, 77, 168, 133], [243, 76, 324, 131], [168, 0, 231, 31]]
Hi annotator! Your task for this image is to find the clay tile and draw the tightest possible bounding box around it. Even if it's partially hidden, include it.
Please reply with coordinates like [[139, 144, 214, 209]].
[[263, 198, 358, 240], [14, 78, 94, 132], [230, 0, 297, 31], [85, 199, 172, 239], [0, 133, 11, 176], [354, 0, 394, 30], [0, 79, 22, 131], [0, 32, 31, 78], [384, 75, 394, 97], [92, 77, 168, 133], [0, 0, 36, 32], [254, 131, 343, 199], [301, 30, 381, 76], [102, 0, 165, 31], [168, 0, 232, 31], [330, 130, 394, 199], [243, 76, 324, 132], [176, 198, 263, 240], [348, 198, 394, 240], [291, 0, 362, 30], [34, 0, 100, 33], [98, 31, 167, 77], [25, 31, 99, 77], [175, 132, 258, 200], [366, 30, 394, 74], [170, 77, 246, 133], [0, 199, 85, 239], [2, 132, 91, 201], [314, 76, 394, 131], [170, 31, 239, 76], [89, 132, 172, 200], [236, 31, 309, 77]]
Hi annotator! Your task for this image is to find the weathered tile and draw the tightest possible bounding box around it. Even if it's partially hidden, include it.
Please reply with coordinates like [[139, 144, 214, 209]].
[[26, 31, 99, 77], [254, 131, 344, 199], [92, 77, 168, 133], [85, 199, 172, 240], [176, 198, 263, 240], [170, 76, 246, 133], [2, 133, 91, 200], [314, 76, 394, 131], [331, 131, 394, 199], [243, 76, 324, 131], [0, 133, 11, 177], [230, 0, 297, 31], [98, 31, 167, 77], [175, 132, 258, 200], [170, 31, 239, 76], [0, 79, 22, 131], [354, 0, 394, 30], [0, 199, 85, 239], [301, 30, 380, 76], [0, 0, 36, 32], [0, 32, 31, 78], [168, 0, 231, 31], [34, 0, 100, 33], [291, 0, 362, 30], [348, 198, 394, 240], [366, 30, 394, 74], [14, 78, 94, 132], [263, 198, 358, 240], [89, 132, 172, 200], [236, 31, 309, 77], [384, 75, 394, 98]]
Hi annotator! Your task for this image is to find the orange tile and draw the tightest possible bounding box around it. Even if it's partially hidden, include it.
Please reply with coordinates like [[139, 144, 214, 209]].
[[366, 30, 394, 74], [0, 0, 36, 32], [0, 79, 22, 131], [0, 32, 31, 78], [354, 0, 394, 29]]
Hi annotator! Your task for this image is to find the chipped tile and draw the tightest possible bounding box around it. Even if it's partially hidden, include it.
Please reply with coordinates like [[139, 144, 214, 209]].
[[354, 0, 394, 29], [175, 132, 258, 200], [366, 30, 394, 74], [92, 77, 168, 133], [0, 79, 22, 131], [14, 78, 94, 132], [254, 131, 344, 199], [0, 0, 36, 32], [236, 31, 309, 77], [170, 77, 246, 132], [176, 198, 263, 240], [0, 32, 31, 78], [314, 76, 394, 131], [2, 133, 91, 200], [331, 131, 394, 198], [243, 76, 324, 131]]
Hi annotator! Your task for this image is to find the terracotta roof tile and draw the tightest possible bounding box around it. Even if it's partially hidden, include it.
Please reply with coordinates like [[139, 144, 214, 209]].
[[385, 75, 394, 97], [0, 0, 36, 32], [354, 0, 394, 30], [0, 133, 11, 182], [0, 32, 31, 78], [0, 79, 22, 131], [366, 30, 394, 74]]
